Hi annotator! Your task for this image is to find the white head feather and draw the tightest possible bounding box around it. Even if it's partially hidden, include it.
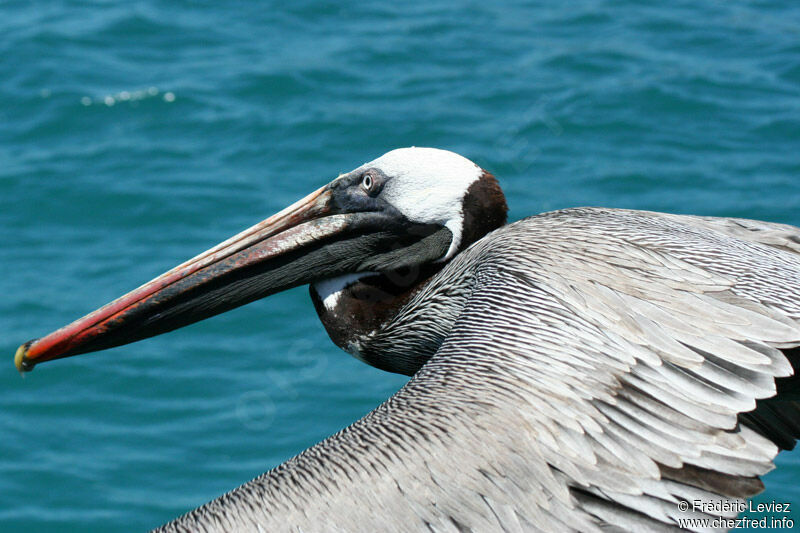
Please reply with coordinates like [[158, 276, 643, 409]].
[[314, 148, 484, 314], [361, 147, 483, 261]]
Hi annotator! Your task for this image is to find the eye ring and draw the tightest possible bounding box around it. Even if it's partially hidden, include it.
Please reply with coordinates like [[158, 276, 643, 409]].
[[361, 173, 374, 192]]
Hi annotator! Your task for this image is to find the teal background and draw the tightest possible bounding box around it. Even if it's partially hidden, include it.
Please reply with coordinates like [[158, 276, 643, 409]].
[[1, 1, 799, 531]]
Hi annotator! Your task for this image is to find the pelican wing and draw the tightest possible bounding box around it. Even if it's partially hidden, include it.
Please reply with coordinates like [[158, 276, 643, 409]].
[[156, 208, 800, 533]]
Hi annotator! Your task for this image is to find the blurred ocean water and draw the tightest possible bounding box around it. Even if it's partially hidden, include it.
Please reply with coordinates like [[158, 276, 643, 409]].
[[1, 1, 799, 531]]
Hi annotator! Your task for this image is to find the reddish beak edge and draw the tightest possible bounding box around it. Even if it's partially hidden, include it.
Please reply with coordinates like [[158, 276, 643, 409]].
[[15, 185, 337, 373]]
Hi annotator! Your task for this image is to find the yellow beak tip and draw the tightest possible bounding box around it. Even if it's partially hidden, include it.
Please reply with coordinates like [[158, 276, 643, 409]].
[[15, 343, 33, 374]]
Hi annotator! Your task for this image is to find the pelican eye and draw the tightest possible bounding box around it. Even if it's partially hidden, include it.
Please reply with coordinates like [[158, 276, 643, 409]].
[[361, 173, 374, 192]]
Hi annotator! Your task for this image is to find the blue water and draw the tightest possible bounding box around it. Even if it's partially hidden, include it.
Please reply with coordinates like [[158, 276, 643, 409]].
[[2, 1, 799, 531]]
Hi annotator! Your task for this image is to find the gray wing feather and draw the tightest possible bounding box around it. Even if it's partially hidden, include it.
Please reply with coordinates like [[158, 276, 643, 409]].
[[155, 208, 800, 533]]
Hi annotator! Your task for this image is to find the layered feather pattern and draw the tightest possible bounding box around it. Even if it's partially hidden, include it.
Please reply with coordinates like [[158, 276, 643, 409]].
[[157, 208, 800, 532]]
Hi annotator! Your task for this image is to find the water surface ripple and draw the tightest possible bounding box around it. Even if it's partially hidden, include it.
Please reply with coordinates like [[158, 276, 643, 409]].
[[1, 1, 799, 531]]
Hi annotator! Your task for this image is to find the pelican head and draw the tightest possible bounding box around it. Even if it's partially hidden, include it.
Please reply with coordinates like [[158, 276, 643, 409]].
[[15, 148, 507, 375]]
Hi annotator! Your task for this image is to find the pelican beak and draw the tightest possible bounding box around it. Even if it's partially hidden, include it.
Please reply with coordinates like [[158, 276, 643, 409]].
[[16, 184, 353, 372]]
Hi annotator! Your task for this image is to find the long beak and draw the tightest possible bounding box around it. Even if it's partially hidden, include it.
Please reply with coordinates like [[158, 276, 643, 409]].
[[15, 184, 348, 372]]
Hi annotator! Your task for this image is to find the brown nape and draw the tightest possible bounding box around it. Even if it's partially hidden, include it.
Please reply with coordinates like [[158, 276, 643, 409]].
[[459, 171, 508, 251]]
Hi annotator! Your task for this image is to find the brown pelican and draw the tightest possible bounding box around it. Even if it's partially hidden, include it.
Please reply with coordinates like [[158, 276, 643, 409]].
[[15, 148, 800, 532]]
